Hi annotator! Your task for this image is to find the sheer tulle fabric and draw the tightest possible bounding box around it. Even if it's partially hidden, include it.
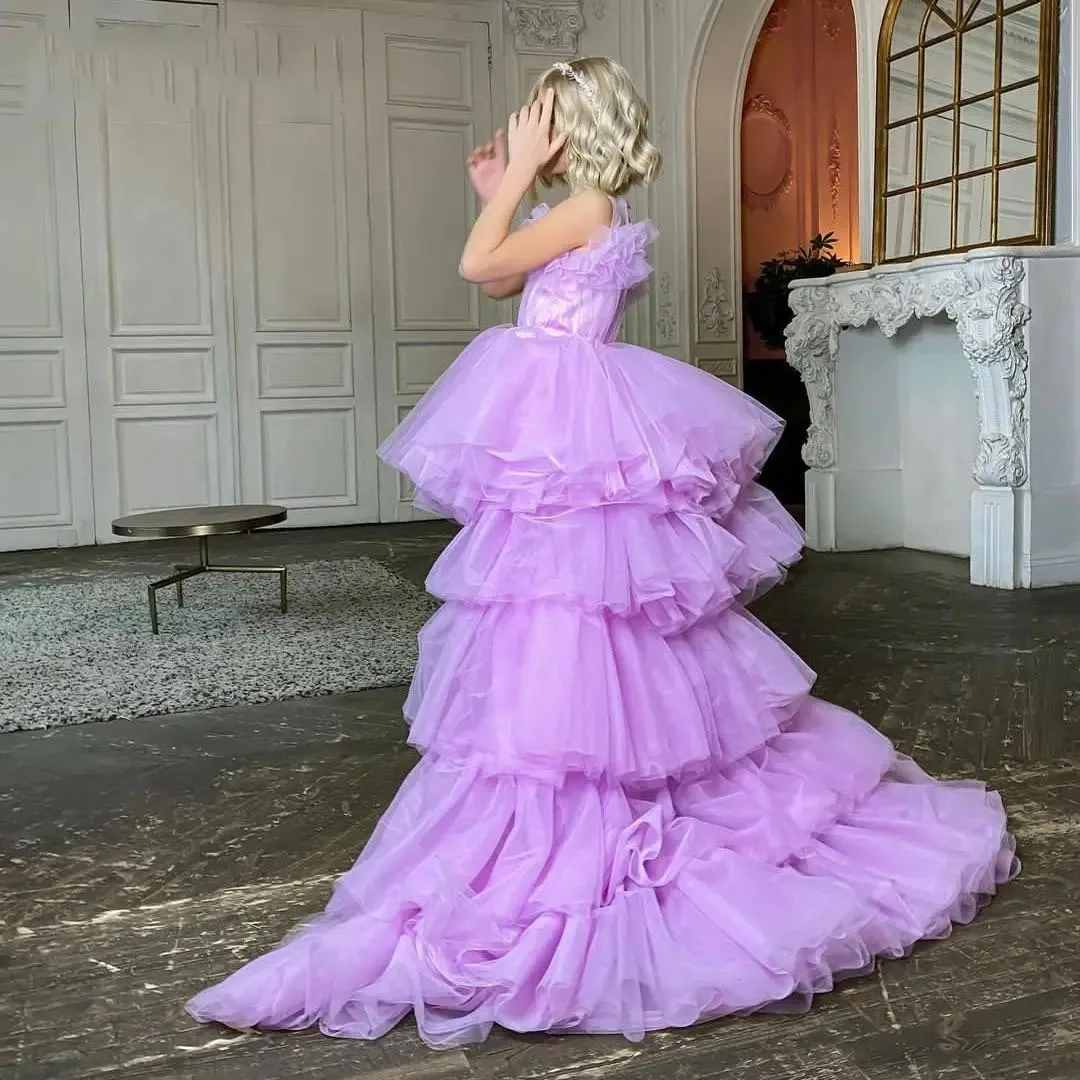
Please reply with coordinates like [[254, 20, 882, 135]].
[[427, 490, 803, 622], [186, 743, 1013, 1048], [404, 601, 818, 787], [379, 330, 785, 523], [187, 199, 1016, 1049]]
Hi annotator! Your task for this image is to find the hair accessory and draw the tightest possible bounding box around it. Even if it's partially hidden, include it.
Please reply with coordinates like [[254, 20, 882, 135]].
[[552, 61, 596, 102]]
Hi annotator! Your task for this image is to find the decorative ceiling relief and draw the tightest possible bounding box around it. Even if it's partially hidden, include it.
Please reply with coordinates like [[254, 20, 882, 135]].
[[505, 1, 586, 56], [741, 95, 794, 212]]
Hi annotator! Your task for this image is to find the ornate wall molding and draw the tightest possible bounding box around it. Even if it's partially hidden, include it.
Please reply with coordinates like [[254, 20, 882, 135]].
[[504, 1, 585, 56], [741, 95, 794, 212], [828, 114, 841, 220], [698, 266, 735, 340], [699, 357, 738, 379], [760, 1, 789, 40], [821, 0, 846, 41], [785, 256, 1032, 487], [655, 270, 677, 344]]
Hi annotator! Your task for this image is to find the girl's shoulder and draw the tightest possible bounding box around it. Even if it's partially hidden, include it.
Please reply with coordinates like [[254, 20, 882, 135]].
[[526, 193, 657, 290], [526, 187, 613, 226]]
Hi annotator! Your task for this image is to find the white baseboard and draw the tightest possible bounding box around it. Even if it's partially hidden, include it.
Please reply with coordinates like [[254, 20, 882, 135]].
[[1025, 551, 1080, 588]]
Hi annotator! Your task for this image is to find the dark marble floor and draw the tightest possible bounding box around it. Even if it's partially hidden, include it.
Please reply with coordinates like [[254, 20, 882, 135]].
[[2, 525, 1079, 1079]]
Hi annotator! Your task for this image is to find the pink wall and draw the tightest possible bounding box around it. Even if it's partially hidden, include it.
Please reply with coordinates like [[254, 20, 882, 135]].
[[741, 0, 860, 358]]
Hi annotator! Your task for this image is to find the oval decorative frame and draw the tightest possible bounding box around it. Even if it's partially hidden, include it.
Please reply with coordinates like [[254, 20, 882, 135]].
[[741, 94, 794, 212]]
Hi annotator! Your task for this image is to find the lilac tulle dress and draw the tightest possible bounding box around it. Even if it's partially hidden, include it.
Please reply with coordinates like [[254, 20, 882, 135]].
[[187, 199, 1016, 1049]]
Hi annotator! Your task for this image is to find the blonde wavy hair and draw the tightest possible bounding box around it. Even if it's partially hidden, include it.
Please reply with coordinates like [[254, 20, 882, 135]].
[[528, 57, 661, 196]]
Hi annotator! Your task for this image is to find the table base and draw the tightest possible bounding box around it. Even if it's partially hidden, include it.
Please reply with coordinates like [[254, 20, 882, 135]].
[[147, 534, 287, 634]]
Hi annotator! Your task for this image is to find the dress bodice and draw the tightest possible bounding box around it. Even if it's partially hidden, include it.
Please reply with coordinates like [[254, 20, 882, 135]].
[[516, 198, 656, 343]]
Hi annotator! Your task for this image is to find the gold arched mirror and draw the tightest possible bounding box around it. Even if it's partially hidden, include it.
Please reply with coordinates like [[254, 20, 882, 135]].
[[873, 0, 1058, 263]]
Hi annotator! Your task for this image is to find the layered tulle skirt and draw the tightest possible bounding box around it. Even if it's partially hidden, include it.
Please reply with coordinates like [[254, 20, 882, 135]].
[[378, 326, 785, 522], [187, 326, 1016, 1048]]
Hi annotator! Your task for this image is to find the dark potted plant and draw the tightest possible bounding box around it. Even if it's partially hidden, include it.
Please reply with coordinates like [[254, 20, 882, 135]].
[[746, 232, 847, 350], [742, 234, 846, 508]]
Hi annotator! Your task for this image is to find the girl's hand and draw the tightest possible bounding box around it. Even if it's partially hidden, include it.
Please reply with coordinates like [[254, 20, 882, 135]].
[[466, 130, 507, 205], [506, 88, 568, 179]]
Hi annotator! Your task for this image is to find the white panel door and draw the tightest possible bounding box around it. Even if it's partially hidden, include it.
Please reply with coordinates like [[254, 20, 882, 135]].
[[225, 2, 378, 526], [362, 10, 498, 521], [73, 0, 234, 539], [0, 0, 94, 551]]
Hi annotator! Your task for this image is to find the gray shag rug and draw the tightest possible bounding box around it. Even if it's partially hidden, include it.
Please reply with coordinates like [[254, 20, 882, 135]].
[[0, 558, 436, 733]]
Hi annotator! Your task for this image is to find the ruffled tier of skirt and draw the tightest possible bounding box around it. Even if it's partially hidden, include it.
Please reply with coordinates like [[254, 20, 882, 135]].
[[405, 599, 818, 788], [378, 328, 787, 524], [186, 716, 1016, 1049], [428, 486, 803, 628]]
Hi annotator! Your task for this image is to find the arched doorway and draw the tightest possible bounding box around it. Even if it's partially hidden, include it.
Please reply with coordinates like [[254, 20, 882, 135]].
[[685, 0, 878, 504], [740, 0, 860, 506]]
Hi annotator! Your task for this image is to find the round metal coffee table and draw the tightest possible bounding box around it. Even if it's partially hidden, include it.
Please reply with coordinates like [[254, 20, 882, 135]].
[[112, 505, 288, 634]]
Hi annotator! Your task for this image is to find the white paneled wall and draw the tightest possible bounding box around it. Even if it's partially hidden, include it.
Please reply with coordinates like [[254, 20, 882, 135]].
[[74, 0, 236, 539], [225, 2, 378, 528], [0, 0, 513, 549], [362, 10, 501, 521], [0, 0, 94, 549], [0, 0, 914, 551]]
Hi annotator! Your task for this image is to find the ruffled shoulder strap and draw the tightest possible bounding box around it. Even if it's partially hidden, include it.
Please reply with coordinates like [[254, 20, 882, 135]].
[[520, 197, 657, 292], [558, 214, 658, 292], [609, 196, 629, 227]]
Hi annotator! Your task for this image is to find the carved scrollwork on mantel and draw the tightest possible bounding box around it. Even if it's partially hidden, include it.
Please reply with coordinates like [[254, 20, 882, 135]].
[[784, 292, 840, 471], [504, 1, 585, 56], [785, 257, 1032, 488]]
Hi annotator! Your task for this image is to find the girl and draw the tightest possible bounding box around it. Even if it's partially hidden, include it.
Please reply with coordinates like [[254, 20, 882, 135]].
[[188, 57, 1015, 1050]]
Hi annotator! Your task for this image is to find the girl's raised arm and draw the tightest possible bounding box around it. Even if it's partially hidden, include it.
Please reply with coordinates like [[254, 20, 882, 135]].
[[459, 90, 609, 284]]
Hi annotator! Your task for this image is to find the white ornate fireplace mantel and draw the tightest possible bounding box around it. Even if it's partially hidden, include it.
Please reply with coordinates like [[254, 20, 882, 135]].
[[785, 247, 1080, 589]]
